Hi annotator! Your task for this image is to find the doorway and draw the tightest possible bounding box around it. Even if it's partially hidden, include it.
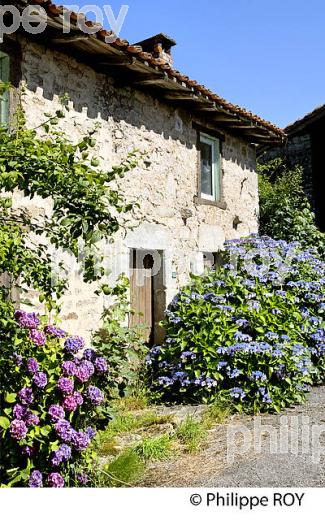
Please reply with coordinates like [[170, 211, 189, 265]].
[[129, 249, 165, 345]]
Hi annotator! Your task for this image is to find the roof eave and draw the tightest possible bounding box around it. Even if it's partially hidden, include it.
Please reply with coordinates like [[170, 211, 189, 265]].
[[285, 104, 325, 135], [11, 0, 285, 145]]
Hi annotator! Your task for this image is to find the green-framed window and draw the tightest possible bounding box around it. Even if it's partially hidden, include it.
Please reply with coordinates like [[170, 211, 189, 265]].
[[199, 132, 221, 202], [0, 51, 10, 126]]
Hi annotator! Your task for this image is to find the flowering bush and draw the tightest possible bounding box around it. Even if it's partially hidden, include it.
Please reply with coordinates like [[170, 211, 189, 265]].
[[0, 90, 142, 487], [148, 237, 324, 413], [0, 307, 111, 487]]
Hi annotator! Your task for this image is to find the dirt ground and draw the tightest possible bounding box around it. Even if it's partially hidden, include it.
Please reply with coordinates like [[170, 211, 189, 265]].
[[137, 387, 325, 487]]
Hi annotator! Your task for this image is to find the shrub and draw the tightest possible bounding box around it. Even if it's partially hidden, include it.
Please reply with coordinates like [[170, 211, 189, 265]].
[[0, 86, 143, 488], [258, 159, 325, 259], [148, 237, 324, 413], [0, 94, 140, 289], [0, 309, 111, 487], [92, 276, 148, 397]]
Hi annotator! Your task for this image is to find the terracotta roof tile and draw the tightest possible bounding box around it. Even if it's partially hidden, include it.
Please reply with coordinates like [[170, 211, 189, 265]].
[[112, 38, 129, 48], [97, 30, 113, 42], [126, 45, 143, 54], [159, 63, 173, 71], [16, 0, 284, 140], [138, 51, 154, 61], [148, 57, 168, 67], [47, 3, 63, 15]]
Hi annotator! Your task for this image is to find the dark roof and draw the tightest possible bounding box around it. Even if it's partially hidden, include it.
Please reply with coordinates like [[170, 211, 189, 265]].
[[135, 34, 177, 52], [285, 104, 325, 135], [11, 0, 285, 144]]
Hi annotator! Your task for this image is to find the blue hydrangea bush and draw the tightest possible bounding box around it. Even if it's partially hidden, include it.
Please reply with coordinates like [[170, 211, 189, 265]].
[[0, 307, 111, 488], [148, 237, 324, 413]]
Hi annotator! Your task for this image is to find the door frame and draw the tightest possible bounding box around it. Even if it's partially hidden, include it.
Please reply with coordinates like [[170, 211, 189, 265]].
[[129, 248, 165, 345]]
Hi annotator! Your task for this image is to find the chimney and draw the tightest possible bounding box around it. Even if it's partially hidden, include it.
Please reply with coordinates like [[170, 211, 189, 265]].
[[134, 33, 176, 67]]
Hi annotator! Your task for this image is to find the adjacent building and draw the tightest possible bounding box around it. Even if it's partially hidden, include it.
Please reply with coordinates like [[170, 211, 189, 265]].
[[259, 105, 325, 231]]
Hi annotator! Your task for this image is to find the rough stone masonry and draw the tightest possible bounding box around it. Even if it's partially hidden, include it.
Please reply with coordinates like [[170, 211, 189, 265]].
[[8, 36, 259, 342]]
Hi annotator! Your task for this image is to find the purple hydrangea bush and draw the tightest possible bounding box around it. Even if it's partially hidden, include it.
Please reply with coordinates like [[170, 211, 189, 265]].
[[149, 237, 324, 413], [0, 310, 111, 488]]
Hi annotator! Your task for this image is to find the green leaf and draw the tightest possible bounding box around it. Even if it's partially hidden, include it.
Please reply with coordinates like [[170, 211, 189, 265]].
[[0, 417, 10, 429], [41, 426, 51, 437], [5, 393, 16, 403]]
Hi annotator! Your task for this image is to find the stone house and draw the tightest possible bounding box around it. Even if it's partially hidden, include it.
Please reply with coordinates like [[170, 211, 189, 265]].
[[259, 105, 325, 231], [0, 1, 284, 343]]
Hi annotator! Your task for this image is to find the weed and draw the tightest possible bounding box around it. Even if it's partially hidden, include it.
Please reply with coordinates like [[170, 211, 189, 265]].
[[133, 434, 174, 461], [96, 409, 175, 456], [113, 392, 149, 412], [102, 411, 175, 435], [96, 433, 119, 456], [136, 412, 175, 429], [175, 416, 207, 453], [203, 402, 231, 428], [107, 413, 140, 434], [98, 450, 145, 487]]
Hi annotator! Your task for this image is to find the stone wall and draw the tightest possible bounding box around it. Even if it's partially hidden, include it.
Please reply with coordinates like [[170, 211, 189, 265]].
[[10, 36, 258, 341]]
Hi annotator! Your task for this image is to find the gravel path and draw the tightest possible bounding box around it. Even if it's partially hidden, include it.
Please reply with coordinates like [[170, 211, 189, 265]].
[[139, 387, 325, 487]]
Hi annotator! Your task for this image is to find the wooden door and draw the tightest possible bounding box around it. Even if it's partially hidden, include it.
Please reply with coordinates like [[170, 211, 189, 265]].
[[129, 250, 154, 343]]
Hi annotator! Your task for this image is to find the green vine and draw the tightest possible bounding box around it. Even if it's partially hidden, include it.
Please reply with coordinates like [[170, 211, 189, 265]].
[[0, 85, 140, 309]]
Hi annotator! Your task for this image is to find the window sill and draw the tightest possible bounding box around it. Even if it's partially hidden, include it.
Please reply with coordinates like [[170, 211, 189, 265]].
[[194, 196, 227, 210]]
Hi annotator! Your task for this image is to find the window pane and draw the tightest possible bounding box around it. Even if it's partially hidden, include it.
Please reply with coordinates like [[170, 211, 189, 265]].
[[0, 51, 10, 126], [200, 141, 213, 196]]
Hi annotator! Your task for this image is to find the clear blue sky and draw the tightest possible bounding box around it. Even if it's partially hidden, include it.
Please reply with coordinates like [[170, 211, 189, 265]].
[[62, 0, 325, 128]]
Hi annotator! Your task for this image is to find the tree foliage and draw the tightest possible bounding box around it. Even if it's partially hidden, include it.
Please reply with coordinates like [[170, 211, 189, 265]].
[[258, 158, 325, 259]]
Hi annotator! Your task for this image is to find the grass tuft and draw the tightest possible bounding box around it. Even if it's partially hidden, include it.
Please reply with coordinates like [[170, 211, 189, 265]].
[[175, 416, 207, 453], [133, 434, 174, 461], [102, 411, 174, 436], [96, 410, 175, 456], [96, 399, 232, 482], [114, 393, 149, 412], [99, 450, 145, 487], [107, 413, 140, 434], [203, 402, 231, 428], [136, 412, 175, 429], [96, 434, 119, 456]]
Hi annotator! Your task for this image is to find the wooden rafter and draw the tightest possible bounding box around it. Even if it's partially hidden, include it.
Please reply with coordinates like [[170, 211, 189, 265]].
[[51, 35, 90, 44]]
